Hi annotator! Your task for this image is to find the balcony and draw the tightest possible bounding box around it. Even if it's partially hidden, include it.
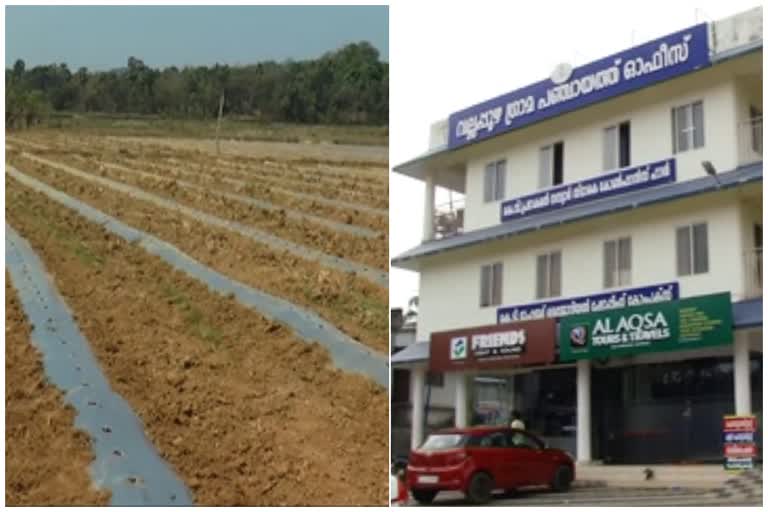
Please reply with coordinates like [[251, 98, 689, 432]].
[[738, 115, 762, 166], [433, 198, 465, 240], [744, 248, 762, 298]]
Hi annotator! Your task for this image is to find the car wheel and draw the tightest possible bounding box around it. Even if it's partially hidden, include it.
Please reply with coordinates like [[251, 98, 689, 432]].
[[467, 472, 493, 504], [411, 489, 437, 505], [550, 465, 573, 492]]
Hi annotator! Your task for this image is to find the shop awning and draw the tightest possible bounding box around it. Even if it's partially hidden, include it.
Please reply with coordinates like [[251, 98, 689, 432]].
[[390, 341, 430, 366], [733, 297, 763, 329], [391, 298, 763, 367]]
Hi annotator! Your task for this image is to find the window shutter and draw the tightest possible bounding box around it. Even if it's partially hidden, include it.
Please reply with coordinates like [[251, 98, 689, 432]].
[[495, 160, 506, 201], [692, 101, 704, 148], [671, 108, 678, 153], [536, 254, 548, 299], [693, 223, 709, 273], [492, 262, 503, 305], [550, 252, 562, 297], [750, 105, 762, 153], [676, 226, 692, 276], [539, 146, 552, 189], [484, 164, 493, 203], [604, 240, 617, 288], [480, 265, 490, 307], [603, 126, 618, 171], [619, 122, 631, 167], [618, 237, 632, 285], [675, 106, 689, 152], [553, 143, 564, 185]]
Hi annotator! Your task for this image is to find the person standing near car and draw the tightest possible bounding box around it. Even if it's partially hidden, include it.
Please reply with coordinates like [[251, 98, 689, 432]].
[[510, 410, 526, 447], [509, 410, 525, 430]]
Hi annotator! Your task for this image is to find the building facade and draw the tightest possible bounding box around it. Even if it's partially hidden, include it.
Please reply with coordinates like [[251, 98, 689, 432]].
[[391, 7, 763, 465]]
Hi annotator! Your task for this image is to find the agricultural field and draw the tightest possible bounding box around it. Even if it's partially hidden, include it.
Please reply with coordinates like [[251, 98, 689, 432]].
[[5, 129, 389, 506]]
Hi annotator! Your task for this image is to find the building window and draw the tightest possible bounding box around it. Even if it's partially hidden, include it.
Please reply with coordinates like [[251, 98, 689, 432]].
[[483, 159, 506, 203], [604, 237, 632, 288], [480, 262, 503, 307], [536, 251, 561, 299], [427, 371, 444, 388], [539, 142, 564, 189], [750, 105, 762, 153], [672, 101, 704, 153], [676, 223, 709, 276], [603, 121, 631, 171]]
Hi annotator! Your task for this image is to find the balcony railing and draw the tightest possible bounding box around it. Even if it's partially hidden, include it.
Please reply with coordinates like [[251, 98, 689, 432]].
[[744, 248, 762, 298], [433, 198, 465, 239], [738, 115, 762, 166]]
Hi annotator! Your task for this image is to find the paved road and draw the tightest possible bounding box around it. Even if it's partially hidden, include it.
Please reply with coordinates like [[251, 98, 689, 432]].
[[408, 485, 762, 507]]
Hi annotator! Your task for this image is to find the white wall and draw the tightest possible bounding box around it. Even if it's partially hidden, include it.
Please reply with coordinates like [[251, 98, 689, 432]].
[[405, 365, 459, 409], [463, 65, 749, 231], [393, 329, 416, 348], [416, 192, 756, 341]]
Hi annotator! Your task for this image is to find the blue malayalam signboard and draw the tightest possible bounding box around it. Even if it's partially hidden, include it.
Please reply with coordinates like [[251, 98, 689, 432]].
[[448, 23, 710, 149], [497, 282, 679, 324], [501, 158, 676, 222]]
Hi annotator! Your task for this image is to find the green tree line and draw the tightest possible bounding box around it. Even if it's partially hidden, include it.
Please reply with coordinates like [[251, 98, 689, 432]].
[[6, 41, 388, 129]]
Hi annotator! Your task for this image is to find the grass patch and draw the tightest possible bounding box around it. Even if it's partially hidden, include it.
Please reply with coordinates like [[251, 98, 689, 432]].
[[161, 283, 223, 346], [11, 196, 105, 267]]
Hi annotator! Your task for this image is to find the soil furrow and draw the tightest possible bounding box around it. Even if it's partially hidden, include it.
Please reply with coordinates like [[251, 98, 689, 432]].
[[27, 149, 380, 239], [11, 133, 389, 191], [6, 166, 388, 353], [8, 136, 389, 225], [5, 275, 111, 506], [12, 152, 389, 282], [6, 179, 388, 506]]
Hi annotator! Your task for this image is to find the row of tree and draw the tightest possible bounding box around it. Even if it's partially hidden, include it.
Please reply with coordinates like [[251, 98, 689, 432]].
[[6, 41, 388, 128]]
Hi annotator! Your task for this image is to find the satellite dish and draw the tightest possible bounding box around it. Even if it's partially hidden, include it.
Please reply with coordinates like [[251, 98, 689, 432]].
[[550, 63, 573, 85]]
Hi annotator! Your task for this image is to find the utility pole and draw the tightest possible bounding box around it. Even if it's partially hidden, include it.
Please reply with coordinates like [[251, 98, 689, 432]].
[[215, 93, 225, 157]]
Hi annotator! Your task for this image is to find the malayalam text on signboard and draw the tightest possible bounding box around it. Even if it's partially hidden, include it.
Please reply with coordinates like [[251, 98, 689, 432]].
[[448, 23, 709, 149], [500, 159, 676, 222], [498, 282, 679, 324]]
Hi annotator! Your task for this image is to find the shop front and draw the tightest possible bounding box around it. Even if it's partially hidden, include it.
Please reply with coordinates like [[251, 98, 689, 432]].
[[428, 317, 582, 453], [558, 291, 762, 464], [424, 291, 761, 465]]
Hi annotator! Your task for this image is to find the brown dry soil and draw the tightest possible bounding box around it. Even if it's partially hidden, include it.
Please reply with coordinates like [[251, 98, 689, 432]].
[[7, 156, 388, 354], [23, 150, 388, 271], [133, 156, 388, 221], [6, 180, 389, 506], [5, 276, 111, 505], [11, 133, 389, 204], [93, 135, 388, 208], [8, 136, 388, 232], [110, 134, 390, 165], [119, 157, 388, 232]]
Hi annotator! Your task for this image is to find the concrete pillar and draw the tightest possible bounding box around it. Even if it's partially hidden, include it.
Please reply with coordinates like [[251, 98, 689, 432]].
[[576, 359, 592, 463], [507, 375, 516, 415], [422, 171, 435, 241], [455, 373, 468, 428], [411, 367, 426, 449], [733, 335, 752, 415]]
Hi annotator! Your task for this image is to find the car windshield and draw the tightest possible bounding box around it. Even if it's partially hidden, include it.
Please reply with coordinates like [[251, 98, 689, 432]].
[[420, 434, 465, 451]]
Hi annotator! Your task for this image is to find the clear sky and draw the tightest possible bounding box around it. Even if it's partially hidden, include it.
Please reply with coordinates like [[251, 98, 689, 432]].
[[5, 5, 388, 70], [389, 1, 760, 314]]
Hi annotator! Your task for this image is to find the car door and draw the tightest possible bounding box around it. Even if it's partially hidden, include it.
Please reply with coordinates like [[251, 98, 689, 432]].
[[506, 430, 549, 486], [474, 431, 510, 489]]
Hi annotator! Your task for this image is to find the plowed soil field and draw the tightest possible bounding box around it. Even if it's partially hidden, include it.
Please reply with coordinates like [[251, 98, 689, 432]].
[[5, 131, 389, 505]]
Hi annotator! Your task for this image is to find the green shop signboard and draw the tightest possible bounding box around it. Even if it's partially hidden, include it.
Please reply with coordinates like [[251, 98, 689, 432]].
[[559, 292, 733, 362]]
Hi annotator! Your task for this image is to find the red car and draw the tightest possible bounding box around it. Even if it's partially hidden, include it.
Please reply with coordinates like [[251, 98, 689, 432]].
[[407, 426, 574, 504]]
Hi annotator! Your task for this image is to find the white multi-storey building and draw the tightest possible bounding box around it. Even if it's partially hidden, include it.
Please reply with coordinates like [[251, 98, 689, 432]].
[[391, 7, 762, 466]]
